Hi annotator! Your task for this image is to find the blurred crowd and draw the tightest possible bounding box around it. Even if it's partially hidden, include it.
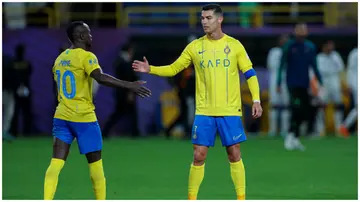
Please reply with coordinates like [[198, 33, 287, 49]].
[[2, 2, 357, 29], [267, 32, 358, 140]]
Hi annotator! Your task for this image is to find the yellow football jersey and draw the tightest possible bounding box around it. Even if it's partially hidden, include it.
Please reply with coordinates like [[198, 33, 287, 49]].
[[53, 48, 100, 122], [150, 34, 260, 116]]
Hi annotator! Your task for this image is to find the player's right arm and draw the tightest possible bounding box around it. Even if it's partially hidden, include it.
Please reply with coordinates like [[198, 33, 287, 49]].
[[84, 52, 151, 98], [132, 42, 194, 76]]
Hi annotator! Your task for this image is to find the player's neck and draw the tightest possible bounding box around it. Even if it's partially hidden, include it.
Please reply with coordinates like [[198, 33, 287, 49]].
[[207, 29, 224, 40], [71, 43, 88, 51]]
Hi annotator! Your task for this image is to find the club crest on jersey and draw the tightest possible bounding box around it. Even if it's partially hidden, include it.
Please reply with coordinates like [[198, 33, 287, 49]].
[[89, 59, 97, 65], [224, 45, 231, 55]]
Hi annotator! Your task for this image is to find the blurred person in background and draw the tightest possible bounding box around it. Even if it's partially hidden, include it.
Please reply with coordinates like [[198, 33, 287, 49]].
[[277, 23, 324, 151], [10, 44, 34, 137], [184, 66, 196, 136], [307, 68, 325, 137], [164, 35, 197, 139], [164, 60, 194, 139], [316, 40, 345, 135], [3, 55, 17, 141], [102, 43, 140, 138], [339, 47, 358, 137], [185, 35, 197, 136], [267, 34, 290, 137]]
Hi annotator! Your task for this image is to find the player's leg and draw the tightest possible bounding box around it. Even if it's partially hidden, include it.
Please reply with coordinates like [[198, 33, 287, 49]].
[[216, 116, 247, 200], [306, 98, 319, 136], [44, 119, 73, 200], [10, 95, 20, 137], [315, 107, 326, 136], [269, 84, 279, 136], [85, 151, 106, 200], [280, 84, 290, 137], [73, 121, 106, 200], [188, 115, 217, 200], [285, 88, 302, 150], [332, 83, 344, 131], [2, 90, 15, 141], [188, 144, 208, 200], [292, 89, 311, 150], [340, 87, 358, 137]]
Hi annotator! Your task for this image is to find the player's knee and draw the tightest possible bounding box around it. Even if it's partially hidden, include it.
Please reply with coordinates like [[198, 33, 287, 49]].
[[227, 145, 241, 162], [228, 152, 241, 162], [193, 148, 207, 165], [86, 150, 102, 163]]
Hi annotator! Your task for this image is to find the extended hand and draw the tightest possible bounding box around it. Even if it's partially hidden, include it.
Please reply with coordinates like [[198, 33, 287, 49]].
[[128, 80, 151, 98], [252, 102, 263, 119], [132, 56, 150, 73]]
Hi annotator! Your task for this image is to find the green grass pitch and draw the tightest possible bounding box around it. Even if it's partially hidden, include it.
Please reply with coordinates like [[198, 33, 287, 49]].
[[2, 136, 358, 200]]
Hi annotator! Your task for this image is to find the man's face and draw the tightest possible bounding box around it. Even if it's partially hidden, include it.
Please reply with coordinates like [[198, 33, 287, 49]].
[[294, 24, 308, 38], [327, 41, 335, 52], [82, 23, 93, 48], [201, 10, 223, 34], [323, 41, 335, 53]]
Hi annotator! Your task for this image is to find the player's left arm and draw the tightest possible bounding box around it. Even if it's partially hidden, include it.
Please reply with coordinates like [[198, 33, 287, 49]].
[[236, 41, 262, 118], [236, 41, 260, 103]]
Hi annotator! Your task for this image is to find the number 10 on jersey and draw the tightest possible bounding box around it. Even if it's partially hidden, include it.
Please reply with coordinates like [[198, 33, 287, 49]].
[[56, 70, 76, 99]]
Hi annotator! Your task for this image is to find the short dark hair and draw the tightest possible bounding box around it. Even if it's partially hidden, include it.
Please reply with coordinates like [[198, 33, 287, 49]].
[[202, 4, 223, 16], [66, 21, 85, 43]]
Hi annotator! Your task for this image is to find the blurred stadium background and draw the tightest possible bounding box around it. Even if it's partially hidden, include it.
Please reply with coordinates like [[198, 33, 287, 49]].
[[2, 2, 358, 200]]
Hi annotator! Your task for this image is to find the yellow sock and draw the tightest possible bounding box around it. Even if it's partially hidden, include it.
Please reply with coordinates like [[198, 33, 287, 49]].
[[230, 159, 246, 200], [44, 158, 65, 200], [188, 163, 205, 200], [89, 159, 106, 200]]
